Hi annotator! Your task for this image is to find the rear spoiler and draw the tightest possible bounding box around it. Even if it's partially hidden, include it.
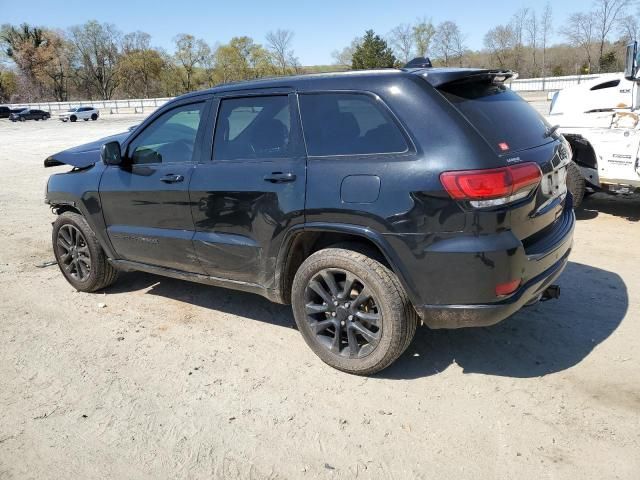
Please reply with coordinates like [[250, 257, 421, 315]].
[[408, 68, 517, 88]]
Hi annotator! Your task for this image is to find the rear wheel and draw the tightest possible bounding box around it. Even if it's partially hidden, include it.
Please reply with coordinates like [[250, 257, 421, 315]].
[[91, 113, 98, 121], [70, 115, 77, 122], [52, 212, 119, 292], [566, 160, 586, 208], [291, 248, 418, 375]]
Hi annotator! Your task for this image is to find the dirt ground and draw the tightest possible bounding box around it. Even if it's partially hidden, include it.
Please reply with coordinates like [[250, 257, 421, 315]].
[[0, 114, 639, 480]]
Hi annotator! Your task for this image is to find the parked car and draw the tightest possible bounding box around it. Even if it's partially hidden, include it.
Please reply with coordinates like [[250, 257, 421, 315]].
[[59, 106, 100, 122], [44, 68, 574, 375], [0, 106, 13, 118], [9, 108, 50, 122]]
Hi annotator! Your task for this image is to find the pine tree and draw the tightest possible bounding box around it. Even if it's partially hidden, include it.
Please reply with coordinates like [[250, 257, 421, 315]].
[[351, 30, 397, 69]]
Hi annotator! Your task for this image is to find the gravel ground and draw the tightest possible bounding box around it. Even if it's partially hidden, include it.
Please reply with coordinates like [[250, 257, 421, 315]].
[[0, 114, 639, 480]]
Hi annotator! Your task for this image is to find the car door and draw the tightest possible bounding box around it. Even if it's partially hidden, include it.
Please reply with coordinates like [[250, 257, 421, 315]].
[[99, 98, 211, 273], [189, 92, 306, 287]]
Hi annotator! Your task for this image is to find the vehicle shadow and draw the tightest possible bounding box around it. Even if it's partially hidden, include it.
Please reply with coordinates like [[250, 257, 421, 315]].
[[575, 192, 640, 222], [106, 272, 296, 329], [381, 261, 628, 379], [105, 261, 627, 380]]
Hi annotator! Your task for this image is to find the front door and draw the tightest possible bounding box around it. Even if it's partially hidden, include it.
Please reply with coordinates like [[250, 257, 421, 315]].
[[99, 100, 210, 273], [189, 93, 306, 287]]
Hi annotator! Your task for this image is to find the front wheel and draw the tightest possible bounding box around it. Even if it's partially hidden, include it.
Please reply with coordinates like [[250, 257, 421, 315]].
[[291, 248, 418, 375], [91, 113, 98, 121], [52, 212, 119, 292]]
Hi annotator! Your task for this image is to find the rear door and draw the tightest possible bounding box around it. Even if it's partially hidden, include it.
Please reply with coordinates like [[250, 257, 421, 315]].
[[99, 98, 210, 273], [189, 92, 307, 286], [299, 91, 413, 226]]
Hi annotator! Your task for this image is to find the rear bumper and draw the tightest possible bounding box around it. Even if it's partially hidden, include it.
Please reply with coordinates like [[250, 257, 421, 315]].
[[415, 246, 570, 328], [413, 206, 575, 329]]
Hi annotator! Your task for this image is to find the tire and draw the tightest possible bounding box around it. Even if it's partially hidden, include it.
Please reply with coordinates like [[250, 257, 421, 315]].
[[52, 212, 119, 292], [91, 113, 98, 121], [566, 160, 586, 208], [84, 118, 89, 121], [70, 115, 77, 122], [19, 117, 25, 122], [291, 248, 418, 375]]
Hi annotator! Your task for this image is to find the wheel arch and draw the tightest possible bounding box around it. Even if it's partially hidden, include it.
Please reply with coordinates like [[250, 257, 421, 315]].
[[274, 223, 417, 306], [564, 133, 598, 170]]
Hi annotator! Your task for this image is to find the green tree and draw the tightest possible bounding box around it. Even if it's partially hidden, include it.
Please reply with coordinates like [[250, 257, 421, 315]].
[[69, 21, 121, 99], [213, 36, 274, 83], [351, 30, 396, 69], [119, 32, 165, 97], [0, 67, 18, 102], [173, 33, 210, 92]]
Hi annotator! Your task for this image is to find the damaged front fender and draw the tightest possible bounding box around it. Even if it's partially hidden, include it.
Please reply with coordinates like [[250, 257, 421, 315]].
[[44, 132, 129, 168]]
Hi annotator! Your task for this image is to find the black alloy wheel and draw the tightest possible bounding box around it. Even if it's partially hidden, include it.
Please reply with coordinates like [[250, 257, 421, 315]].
[[304, 268, 382, 358], [55, 224, 92, 282]]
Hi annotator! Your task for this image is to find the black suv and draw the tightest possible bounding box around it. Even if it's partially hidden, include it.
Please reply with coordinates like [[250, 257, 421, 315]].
[[45, 68, 574, 374], [10, 108, 50, 121]]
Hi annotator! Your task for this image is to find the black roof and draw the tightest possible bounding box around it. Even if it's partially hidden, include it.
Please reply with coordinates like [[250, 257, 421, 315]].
[[181, 67, 515, 100]]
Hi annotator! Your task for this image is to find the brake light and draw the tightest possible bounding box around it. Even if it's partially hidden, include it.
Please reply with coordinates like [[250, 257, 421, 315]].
[[440, 162, 542, 208]]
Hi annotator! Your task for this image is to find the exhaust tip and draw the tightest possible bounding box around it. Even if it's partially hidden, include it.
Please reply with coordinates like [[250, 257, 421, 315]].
[[542, 284, 561, 301]]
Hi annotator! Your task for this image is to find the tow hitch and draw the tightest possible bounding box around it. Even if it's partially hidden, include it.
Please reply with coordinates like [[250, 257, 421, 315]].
[[541, 284, 561, 301]]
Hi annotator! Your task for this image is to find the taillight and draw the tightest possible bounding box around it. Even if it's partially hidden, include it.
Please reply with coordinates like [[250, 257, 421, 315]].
[[495, 279, 521, 297], [440, 162, 542, 208]]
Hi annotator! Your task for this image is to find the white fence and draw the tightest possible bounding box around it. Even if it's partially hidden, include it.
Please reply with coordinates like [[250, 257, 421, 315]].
[[508, 72, 621, 92], [7, 97, 172, 114], [6, 72, 624, 112]]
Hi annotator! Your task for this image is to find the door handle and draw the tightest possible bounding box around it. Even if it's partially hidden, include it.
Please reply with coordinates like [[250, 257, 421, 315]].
[[263, 172, 297, 183], [160, 174, 184, 184]]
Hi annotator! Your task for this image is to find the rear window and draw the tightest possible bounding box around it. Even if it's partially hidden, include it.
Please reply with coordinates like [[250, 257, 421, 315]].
[[437, 81, 551, 154]]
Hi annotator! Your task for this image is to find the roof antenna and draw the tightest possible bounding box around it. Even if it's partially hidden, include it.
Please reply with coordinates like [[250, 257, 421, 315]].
[[404, 57, 433, 68]]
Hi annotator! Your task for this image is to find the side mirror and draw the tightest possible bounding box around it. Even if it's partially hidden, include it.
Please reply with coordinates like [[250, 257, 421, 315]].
[[101, 141, 122, 166], [624, 41, 638, 81]]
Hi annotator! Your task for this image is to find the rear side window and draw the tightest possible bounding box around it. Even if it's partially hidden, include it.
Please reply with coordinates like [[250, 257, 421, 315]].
[[299, 93, 408, 156], [213, 95, 291, 160], [437, 81, 551, 154]]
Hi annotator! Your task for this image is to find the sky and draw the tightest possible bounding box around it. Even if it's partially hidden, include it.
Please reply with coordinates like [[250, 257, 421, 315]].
[[1, 0, 596, 65]]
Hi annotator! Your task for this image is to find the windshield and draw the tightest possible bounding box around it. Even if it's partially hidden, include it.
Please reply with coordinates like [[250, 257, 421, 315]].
[[437, 80, 552, 154]]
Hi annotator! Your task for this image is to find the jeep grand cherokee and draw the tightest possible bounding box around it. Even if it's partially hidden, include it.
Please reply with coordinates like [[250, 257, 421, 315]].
[[44, 68, 574, 374]]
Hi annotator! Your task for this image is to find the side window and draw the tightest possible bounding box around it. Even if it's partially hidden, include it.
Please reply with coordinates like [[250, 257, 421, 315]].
[[129, 102, 204, 165], [213, 96, 291, 160], [299, 93, 408, 156]]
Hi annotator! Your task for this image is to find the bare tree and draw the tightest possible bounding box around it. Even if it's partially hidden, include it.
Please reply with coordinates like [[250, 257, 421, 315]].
[[619, 14, 639, 42], [389, 23, 414, 63], [511, 8, 530, 72], [526, 9, 539, 73], [593, 0, 632, 71], [266, 29, 298, 75], [413, 18, 436, 59], [69, 21, 121, 100], [565, 12, 596, 72], [331, 37, 360, 67], [541, 3, 553, 77], [484, 25, 516, 68], [433, 21, 466, 66]]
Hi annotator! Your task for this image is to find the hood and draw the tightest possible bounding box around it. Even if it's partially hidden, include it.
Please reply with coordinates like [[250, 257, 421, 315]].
[[44, 132, 129, 168]]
